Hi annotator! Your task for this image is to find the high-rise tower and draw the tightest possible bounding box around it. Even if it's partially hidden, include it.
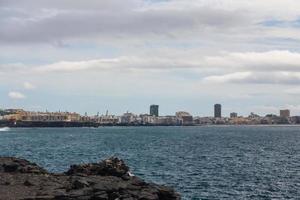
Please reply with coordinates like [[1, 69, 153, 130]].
[[214, 104, 222, 118], [150, 105, 159, 117]]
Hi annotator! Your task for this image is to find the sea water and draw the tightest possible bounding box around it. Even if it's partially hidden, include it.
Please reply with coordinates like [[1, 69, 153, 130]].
[[0, 126, 299, 199]]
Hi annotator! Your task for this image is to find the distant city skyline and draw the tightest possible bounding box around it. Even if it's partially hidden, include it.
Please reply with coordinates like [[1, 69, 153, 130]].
[[1, 104, 296, 127], [0, 103, 293, 118], [1, 1, 300, 116]]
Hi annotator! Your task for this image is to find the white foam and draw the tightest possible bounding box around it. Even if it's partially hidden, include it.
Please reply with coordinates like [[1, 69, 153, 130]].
[[0, 127, 10, 132]]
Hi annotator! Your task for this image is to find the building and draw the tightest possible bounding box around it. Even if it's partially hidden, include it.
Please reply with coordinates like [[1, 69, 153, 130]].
[[155, 116, 178, 125], [0, 109, 82, 123], [20, 112, 80, 122], [98, 115, 119, 125], [214, 104, 222, 118], [280, 109, 290, 118], [120, 112, 138, 124], [194, 117, 214, 125], [229, 117, 251, 125], [150, 105, 159, 117], [290, 116, 300, 124], [249, 112, 260, 118], [176, 111, 193, 125], [140, 114, 156, 125], [230, 112, 238, 118]]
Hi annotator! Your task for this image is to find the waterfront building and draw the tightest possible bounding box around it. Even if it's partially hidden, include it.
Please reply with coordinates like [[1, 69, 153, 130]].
[[67, 113, 81, 121], [80, 115, 91, 122], [22, 112, 80, 122], [1, 109, 26, 121], [290, 116, 300, 124], [2, 111, 81, 122], [230, 112, 238, 118], [229, 117, 251, 125], [120, 112, 138, 124], [99, 115, 119, 125], [280, 109, 290, 118], [150, 105, 159, 117], [2, 113, 23, 121], [140, 114, 156, 125], [176, 111, 193, 125], [214, 117, 226, 125], [214, 104, 222, 118], [155, 116, 178, 125], [194, 117, 214, 125], [248, 112, 260, 118]]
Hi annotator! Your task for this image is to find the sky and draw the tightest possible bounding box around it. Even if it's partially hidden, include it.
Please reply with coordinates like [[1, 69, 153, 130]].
[[1, 0, 300, 116]]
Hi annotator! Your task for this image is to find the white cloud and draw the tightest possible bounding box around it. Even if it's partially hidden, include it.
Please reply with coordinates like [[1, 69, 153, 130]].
[[34, 58, 120, 73], [1, 49, 300, 86], [25, 50, 300, 85], [204, 50, 300, 72], [203, 72, 252, 83], [32, 56, 201, 73], [23, 82, 36, 90], [8, 91, 26, 100]]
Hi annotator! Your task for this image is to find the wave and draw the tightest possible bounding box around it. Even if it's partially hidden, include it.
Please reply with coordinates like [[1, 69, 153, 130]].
[[0, 127, 10, 132]]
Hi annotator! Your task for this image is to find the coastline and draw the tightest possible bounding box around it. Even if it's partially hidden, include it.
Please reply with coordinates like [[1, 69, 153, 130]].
[[1, 120, 300, 128]]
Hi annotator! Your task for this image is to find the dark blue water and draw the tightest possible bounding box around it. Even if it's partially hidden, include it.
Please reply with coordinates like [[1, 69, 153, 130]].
[[0, 126, 299, 199]]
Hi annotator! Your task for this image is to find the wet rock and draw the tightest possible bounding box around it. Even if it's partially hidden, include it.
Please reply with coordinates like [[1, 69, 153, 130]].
[[157, 186, 180, 200], [66, 157, 129, 177], [3, 163, 19, 172], [0, 157, 181, 200], [0, 157, 47, 174]]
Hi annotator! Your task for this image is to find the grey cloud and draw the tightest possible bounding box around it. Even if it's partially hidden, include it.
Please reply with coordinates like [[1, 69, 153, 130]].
[[0, 0, 139, 10], [0, 0, 249, 44], [0, 63, 28, 72]]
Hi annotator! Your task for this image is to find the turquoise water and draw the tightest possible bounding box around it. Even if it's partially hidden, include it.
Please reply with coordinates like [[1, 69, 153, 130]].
[[0, 126, 299, 199]]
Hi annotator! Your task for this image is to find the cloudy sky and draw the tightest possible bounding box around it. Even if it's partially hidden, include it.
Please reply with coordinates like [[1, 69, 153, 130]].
[[1, 0, 300, 116]]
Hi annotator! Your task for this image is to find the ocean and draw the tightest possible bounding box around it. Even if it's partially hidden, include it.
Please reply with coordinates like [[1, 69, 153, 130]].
[[0, 126, 299, 199]]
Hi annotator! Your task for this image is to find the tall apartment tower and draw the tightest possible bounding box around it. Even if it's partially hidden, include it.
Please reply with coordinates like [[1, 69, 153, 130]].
[[150, 105, 159, 117], [214, 104, 222, 118], [280, 109, 290, 118]]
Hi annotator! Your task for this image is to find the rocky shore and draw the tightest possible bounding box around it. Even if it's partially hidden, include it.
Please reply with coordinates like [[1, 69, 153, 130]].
[[0, 157, 180, 200]]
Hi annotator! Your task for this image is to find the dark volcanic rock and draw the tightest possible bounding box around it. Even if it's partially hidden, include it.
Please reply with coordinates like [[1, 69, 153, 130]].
[[66, 157, 129, 177], [0, 157, 47, 174], [0, 157, 180, 200]]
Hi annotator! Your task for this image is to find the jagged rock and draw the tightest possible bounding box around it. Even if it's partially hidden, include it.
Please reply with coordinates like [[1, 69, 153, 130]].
[[0, 157, 181, 200], [66, 157, 129, 177], [0, 157, 47, 174]]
